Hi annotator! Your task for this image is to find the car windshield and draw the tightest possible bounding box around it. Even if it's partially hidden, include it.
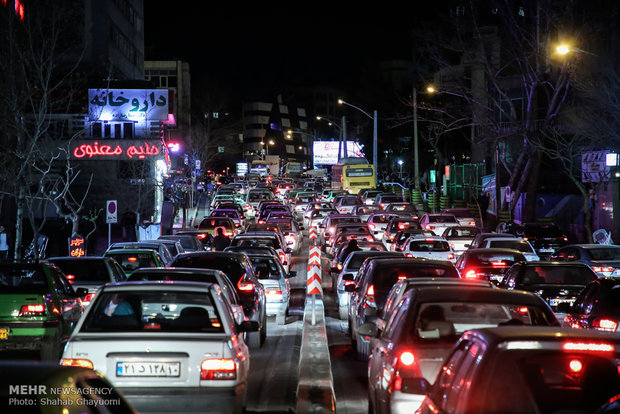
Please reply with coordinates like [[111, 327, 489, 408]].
[[587, 247, 620, 261], [105, 252, 158, 273], [520, 266, 596, 285], [408, 240, 451, 252], [51, 260, 112, 283], [414, 301, 554, 341], [81, 290, 224, 333], [0, 267, 48, 291], [489, 240, 534, 253], [249, 257, 283, 280]]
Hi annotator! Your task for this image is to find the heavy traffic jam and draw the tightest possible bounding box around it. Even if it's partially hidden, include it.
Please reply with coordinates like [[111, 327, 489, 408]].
[[2, 166, 620, 414]]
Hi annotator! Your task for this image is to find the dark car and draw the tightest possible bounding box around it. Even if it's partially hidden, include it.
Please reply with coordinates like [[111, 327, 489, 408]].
[[500, 261, 598, 317], [508, 222, 569, 259], [562, 277, 620, 332], [170, 251, 267, 348], [159, 234, 205, 252], [0, 261, 88, 360], [455, 248, 527, 284], [47, 256, 127, 306], [407, 327, 620, 414], [173, 230, 214, 250], [346, 257, 460, 360], [551, 244, 620, 277]]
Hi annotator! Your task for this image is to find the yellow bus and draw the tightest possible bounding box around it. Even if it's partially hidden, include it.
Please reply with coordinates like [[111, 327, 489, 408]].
[[331, 158, 376, 194]]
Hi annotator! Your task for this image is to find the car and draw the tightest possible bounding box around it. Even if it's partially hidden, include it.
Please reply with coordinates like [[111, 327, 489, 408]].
[[374, 193, 404, 209], [60, 281, 258, 413], [384, 202, 419, 218], [170, 251, 267, 348], [480, 236, 540, 261], [173, 230, 214, 250], [0, 361, 136, 413], [441, 225, 481, 257], [383, 217, 422, 246], [141, 238, 185, 258], [257, 203, 290, 224], [389, 229, 437, 252], [224, 245, 279, 258], [246, 189, 275, 218], [508, 221, 569, 259], [306, 207, 338, 230], [0, 261, 88, 360], [366, 212, 400, 241], [360, 189, 383, 204], [247, 254, 295, 324], [291, 192, 317, 219], [346, 257, 460, 360], [126, 267, 247, 326], [563, 277, 620, 332], [103, 248, 166, 278], [418, 213, 460, 235], [319, 214, 361, 249], [500, 261, 598, 320], [467, 231, 517, 249], [47, 256, 127, 306], [334, 250, 405, 319], [330, 240, 387, 282], [404, 327, 620, 414], [551, 244, 620, 277], [321, 189, 348, 202], [198, 216, 238, 237], [106, 241, 175, 266], [334, 195, 363, 214], [325, 222, 375, 255], [266, 217, 303, 253], [327, 231, 376, 257], [440, 207, 478, 227], [455, 248, 527, 285], [159, 234, 206, 252], [402, 235, 457, 263], [303, 201, 334, 221], [352, 204, 382, 222], [364, 287, 560, 414], [209, 208, 244, 229], [229, 231, 292, 272]]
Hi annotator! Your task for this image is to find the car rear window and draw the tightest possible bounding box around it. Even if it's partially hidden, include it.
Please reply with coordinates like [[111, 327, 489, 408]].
[[489, 240, 534, 253], [198, 218, 232, 229], [468, 252, 524, 266], [51, 260, 111, 283], [428, 215, 458, 223], [587, 248, 620, 261], [389, 204, 415, 212], [105, 252, 158, 273], [81, 290, 224, 333], [371, 215, 396, 223], [249, 257, 283, 280], [523, 224, 564, 237], [408, 240, 451, 252], [232, 237, 281, 250], [520, 266, 596, 285], [0, 267, 48, 291], [331, 217, 361, 225]]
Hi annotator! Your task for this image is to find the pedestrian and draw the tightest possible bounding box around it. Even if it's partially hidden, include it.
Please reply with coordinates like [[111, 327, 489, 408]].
[[212, 227, 231, 251], [339, 239, 361, 263], [0, 226, 9, 261]]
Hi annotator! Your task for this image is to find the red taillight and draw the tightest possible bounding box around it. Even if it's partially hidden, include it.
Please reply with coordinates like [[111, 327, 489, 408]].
[[426, 225, 435, 230], [562, 342, 614, 352], [398, 275, 407, 280], [468, 221, 476, 226], [447, 253, 455, 260], [279, 251, 286, 263], [391, 350, 421, 391], [491, 261, 507, 268], [19, 304, 45, 316], [367, 284, 375, 296], [368, 223, 376, 230], [464, 269, 478, 279], [337, 263, 343, 270], [128, 257, 138, 262], [83, 293, 96, 304], [405, 253, 413, 258], [593, 319, 619, 332], [237, 275, 254, 292], [569, 359, 583, 373], [398, 223, 406, 230], [200, 359, 237, 380], [61, 359, 94, 369], [197, 233, 207, 239], [266, 288, 283, 296], [400, 351, 415, 366], [592, 266, 614, 273], [65, 274, 75, 282]]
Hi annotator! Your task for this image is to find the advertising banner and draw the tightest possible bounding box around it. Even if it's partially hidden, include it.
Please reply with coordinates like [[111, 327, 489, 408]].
[[312, 141, 364, 165]]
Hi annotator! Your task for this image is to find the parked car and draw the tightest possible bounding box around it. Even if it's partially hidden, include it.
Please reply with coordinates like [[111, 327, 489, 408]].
[[500, 261, 598, 319], [418, 213, 460, 235], [346, 257, 460, 360], [403, 327, 620, 414], [60, 281, 258, 413], [479, 237, 540, 261], [170, 251, 267, 348], [0, 261, 88, 360], [402, 235, 457, 263], [102, 248, 166, 278], [365, 284, 559, 414], [247, 254, 295, 324], [47, 256, 127, 306], [551, 244, 620, 277], [563, 277, 620, 332], [455, 248, 527, 284], [441, 226, 480, 257]]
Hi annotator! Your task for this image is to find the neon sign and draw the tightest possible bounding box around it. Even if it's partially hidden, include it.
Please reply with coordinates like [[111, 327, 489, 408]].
[[71, 140, 162, 160], [69, 235, 86, 257], [89, 89, 169, 121]]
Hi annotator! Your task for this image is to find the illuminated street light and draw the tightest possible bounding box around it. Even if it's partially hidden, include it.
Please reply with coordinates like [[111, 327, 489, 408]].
[[397, 159, 404, 179], [413, 85, 436, 191], [338, 99, 377, 173]]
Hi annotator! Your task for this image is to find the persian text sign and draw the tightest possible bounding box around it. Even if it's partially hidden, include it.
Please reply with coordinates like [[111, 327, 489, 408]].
[[69, 235, 86, 257], [70, 140, 162, 160], [89, 89, 169, 121], [582, 150, 611, 183], [312, 141, 364, 165]]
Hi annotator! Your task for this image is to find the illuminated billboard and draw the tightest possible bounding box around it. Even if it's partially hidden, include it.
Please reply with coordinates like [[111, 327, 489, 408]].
[[313, 141, 365, 165]]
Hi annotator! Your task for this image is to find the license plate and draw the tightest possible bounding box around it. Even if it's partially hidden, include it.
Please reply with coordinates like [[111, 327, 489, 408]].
[[550, 298, 574, 306], [0, 328, 8, 340], [539, 248, 555, 253], [116, 361, 181, 377], [490, 275, 504, 282]]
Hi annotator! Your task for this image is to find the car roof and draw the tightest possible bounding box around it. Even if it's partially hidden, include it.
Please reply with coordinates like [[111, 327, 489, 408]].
[[368, 257, 456, 267], [103, 280, 217, 291], [130, 267, 224, 276], [465, 248, 526, 255], [464, 326, 620, 346], [401, 277, 491, 287], [410, 285, 548, 305]]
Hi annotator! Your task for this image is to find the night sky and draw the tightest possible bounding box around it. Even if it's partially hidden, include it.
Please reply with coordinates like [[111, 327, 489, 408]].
[[144, 4, 417, 99]]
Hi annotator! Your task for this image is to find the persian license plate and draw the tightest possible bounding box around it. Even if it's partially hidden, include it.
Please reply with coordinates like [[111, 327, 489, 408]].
[[0, 328, 8, 340], [116, 361, 181, 377], [550, 298, 574, 306], [539, 248, 555, 253], [489, 274, 504, 282]]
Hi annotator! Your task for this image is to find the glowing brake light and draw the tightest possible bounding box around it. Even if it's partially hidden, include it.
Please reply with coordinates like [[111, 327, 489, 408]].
[[19, 304, 45, 316], [569, 359, 583, 373], [398, 223, 407, 230], [82, 293, 96, 305], [237, 275, 254, 292], [128, 257, 138, 262], [447, 253, 455, 260], [426, 225, 435, 230], [468, 221, 476, 226], [562, 342, 614, 352], [367, 284, 375, 296], [200, 358, 237, 380], [61, 359, 94, 369], [592, 266, 615, 273], [400, 351, 415, 366], [464, 269, 478, 279], [197, 233, 207, 239], [593, 318, 619, 332], [65, 274, 75, 281], [368, 223, 376, 230], [491, 261, 507, 267]]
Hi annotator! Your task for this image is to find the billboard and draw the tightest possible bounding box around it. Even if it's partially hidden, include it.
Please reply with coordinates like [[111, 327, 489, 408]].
[[313, 141, 365, 165]]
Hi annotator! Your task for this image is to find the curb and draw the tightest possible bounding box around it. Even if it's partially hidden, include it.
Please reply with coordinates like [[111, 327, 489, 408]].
[[296, 295, 336, 413]]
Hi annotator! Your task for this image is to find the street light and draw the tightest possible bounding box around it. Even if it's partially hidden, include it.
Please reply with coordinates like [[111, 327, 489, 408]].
[[338, 99, 378, 174], [397, 159, 404, 179], [413, 86, 436, 191], [316, 115, 342, 132], [267, 140, 274, 156]]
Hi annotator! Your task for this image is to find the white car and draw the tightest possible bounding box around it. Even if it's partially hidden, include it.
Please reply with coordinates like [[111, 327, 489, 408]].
[[418, 213, 461, 235], [366, 212, 400, 242], [247, 254, 294, 324], [441, 207, 478, 227], [403, 235, 456, 263], [481, 237, 540, 261], [441, 226, 481, 258], [60, 281, 258, 414]]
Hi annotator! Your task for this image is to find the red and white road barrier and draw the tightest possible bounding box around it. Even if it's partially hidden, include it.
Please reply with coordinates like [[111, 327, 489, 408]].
[[307, 246, 322, 296], [309, 226, 318, 244]]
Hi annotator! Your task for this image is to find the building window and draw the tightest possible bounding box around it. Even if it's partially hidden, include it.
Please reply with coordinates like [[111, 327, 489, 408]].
[[114, 124, 122, 138], [92, 123, 102, 138], [123, 123, 134, 138], [104, 124, 112, 138]]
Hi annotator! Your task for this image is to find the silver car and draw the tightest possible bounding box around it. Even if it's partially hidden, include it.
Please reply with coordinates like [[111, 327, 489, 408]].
[[247, 254, 295, 324], [61, 281, 258, 414]]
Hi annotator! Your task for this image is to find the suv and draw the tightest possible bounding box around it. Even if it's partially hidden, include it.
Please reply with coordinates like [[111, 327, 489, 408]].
[[0, 262, 87, 359]]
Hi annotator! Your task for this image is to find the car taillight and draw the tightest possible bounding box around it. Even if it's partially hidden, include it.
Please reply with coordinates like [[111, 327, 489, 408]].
[[200, 359, 237, 380], [19, 304, 45, 316], [391, 350, 421, 391], [197, 233, 207, 239], [368, 223, 376, 230], [491, 261, 507, 268], [593, 318, 619, 332], [405, 253, 413, 258], [592, 266, 615, 273], [61, 359, 94, 369], [569, 359, 583, 373], [266, 288, 283, 296], [426, 225, 435, 230], [128, 257, 138, 262], [562, 342, 614, 352], [447, 253, 454, 260], [468, 221, 476, 226], [464, 269, 479, 279], [237, 275, 254, 292], [65, 274, 75, 282], [82, 293, 96, 305], [337, 263, 343, 271], [398, 224, 406, 230], [364, 284, 376, 308]]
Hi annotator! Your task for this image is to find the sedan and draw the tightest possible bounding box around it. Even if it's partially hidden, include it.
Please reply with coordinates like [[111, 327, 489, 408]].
[[441, 226, 480, 258], [60, 281, 258, 414], [247, 254, 295, 324], [402, 236, 456, 263], [364, 287, 559, 414], [480, 237, 540, 261], [102, 248, 166, 278], [455, 248, 527, 285], [418, 213, 460, 235], [563, 277, 620, 332], [551, 244, 620, 277], [159, 234, 205, 252]]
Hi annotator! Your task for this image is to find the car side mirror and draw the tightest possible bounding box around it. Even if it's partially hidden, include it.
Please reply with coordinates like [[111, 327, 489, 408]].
[[75, 287, 89, 298], [239, 320, 259, 332], [400, 377, 432, 395]]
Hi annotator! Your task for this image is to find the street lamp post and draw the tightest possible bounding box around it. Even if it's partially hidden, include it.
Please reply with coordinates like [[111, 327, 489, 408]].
[[413, 87, 420, 190], [338, 99, 377, 174], [398, 159, 404, 179]]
